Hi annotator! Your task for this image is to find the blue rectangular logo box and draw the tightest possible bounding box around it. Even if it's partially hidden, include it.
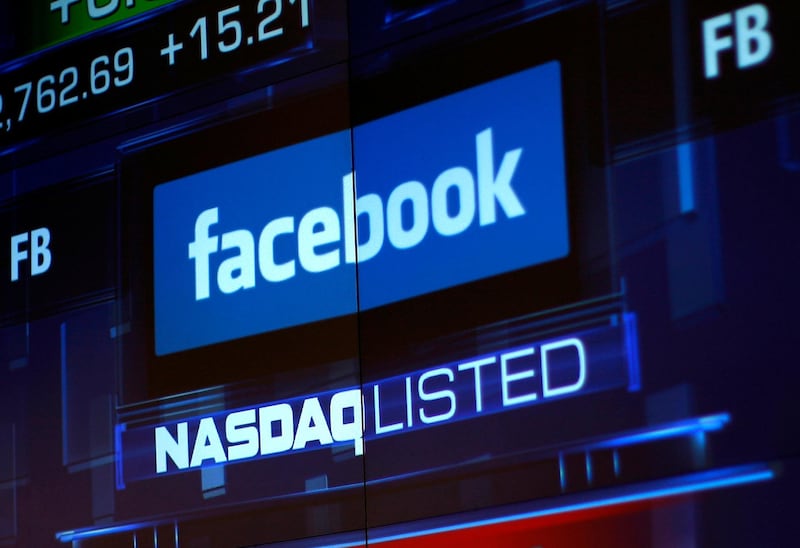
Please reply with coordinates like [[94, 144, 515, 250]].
[[153, 61, 568, 355]]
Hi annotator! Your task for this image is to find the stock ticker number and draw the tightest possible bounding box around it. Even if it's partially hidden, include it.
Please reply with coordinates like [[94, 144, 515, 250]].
[[0, 47, 134, 133], [160, 0, 310, 66], [0, 0, 311, 137]]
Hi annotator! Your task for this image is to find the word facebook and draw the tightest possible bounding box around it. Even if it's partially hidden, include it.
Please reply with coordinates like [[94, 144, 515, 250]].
[[188, 128, 523, 299], [153, 61, 568, 354]]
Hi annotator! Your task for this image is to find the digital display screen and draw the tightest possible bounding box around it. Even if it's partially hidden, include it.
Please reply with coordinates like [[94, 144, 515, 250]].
[[1, 1, 799, 546]]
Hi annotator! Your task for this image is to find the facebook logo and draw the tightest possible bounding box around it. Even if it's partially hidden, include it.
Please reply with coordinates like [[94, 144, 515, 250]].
[[153, 61, 569, 355]]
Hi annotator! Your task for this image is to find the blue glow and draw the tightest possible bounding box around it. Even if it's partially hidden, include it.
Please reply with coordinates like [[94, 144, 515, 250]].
[[677, 143, 695, 213], [137, 389, 227, 417], [383, 1, 457, 26], [56, 521, 149, 543], [385, 6, 439, 25], [55, 482, 365, 542], [693, 432, 708, 466], [115, 423, 126, 490], [587, 413, 729, 451], [585, 452, 593, 485], [624, 312, 641, 391], [237, 43, 316, 75], [361, 464, 774, 545], [359, 412, 732, 490], [60, 322, 68, 466], [63, 452, 766, 544]]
